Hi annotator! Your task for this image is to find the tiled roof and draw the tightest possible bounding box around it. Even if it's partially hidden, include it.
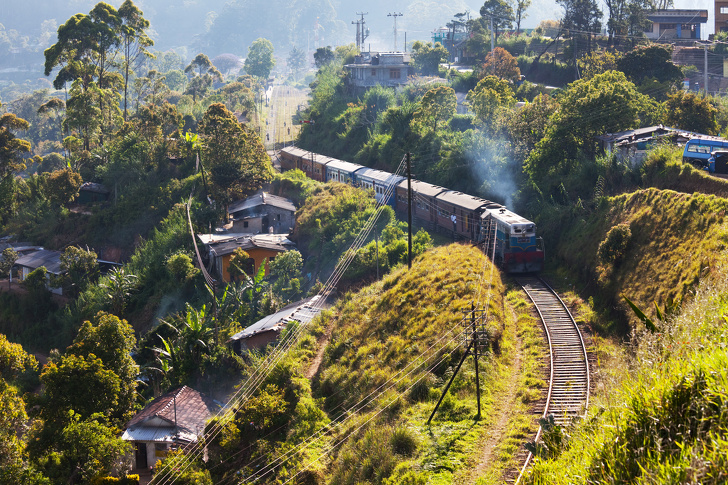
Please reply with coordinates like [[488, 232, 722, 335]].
[[124, 386, 220, 441]]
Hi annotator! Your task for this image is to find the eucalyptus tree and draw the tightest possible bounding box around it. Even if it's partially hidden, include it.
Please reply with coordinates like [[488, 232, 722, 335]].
[[184, 53, 223, 103], [245, 38, 275, 79], [118, 0, 154, 120]]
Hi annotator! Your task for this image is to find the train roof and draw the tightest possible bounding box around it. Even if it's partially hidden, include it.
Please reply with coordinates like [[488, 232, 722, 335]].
[[326, 159, 364, 173], [396, 179, 446, 197], [686, 135, 728, 144], [436, 190, 492, 211], [355, 167, 405, 185], [483, 206, 534, 226], [279, 146, 310, 158]]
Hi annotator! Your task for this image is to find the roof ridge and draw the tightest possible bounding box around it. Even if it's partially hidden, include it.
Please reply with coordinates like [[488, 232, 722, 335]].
[[158, 385, 187, 416]]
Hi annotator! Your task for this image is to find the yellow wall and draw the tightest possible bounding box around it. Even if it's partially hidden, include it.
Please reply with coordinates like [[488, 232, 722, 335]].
[[220, 248, 281, 283]]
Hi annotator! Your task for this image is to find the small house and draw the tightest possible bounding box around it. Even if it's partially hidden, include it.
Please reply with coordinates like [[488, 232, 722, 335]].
[[122, 386, 220, 471], [345, 52, 416, 89], [198, 233, 296, 283], [230, 296, 323, 352], [13, 249, 64, 294], [76, 182, 110, 205], [228, 192, 296, 234]]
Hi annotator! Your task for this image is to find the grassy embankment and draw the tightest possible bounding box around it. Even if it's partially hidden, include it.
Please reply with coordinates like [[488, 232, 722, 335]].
[[519, 147, 728, 483], [208, 244, 546, 484]]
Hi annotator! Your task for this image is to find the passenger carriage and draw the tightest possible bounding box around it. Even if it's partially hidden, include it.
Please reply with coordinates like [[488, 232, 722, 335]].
[[354, 167, 405, 206], [395, 180, 446, 227], [278, 146, 309, 171], [326, 159, 364, 184], [434, 191, 491, 241]]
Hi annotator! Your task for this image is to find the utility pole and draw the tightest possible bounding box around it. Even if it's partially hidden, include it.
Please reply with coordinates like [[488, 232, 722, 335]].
[[388, 12, 403, 51], [358, 12, 369, 51], [705, 42, 709, 95], [352, 19, 361, 51], [406, 152, 412, 269]]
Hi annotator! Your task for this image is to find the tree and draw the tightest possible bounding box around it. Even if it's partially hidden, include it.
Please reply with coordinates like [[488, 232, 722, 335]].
[[67, 312, 138, 423], [514, 0, 532, 34], [45, 168, 82, 206], [0, 112, 31, 179], [558, 0, 602, 58], [245, 38, 275, 79], [212, 53, 242, 76], [59, 246, 99, 297], [314, 46, 335, 69], [480, 0, 514, 41], [503, 93, 558, 163], [37, 97, 67, 150], [411, 41, 449, 75], [288, 47, 306, 79], [664, 91, 719, 136], [39, 354, 122, 425], [413, 86, 457, 132], [100, 268, 138, 316], [270, 250, 303, 302], [228, 248, 253, 281], [198, 103, 274, 205], [616, 44, 683, 98], [185, 53, 223, 103], [0, 248, 18, 290], [466, 75, 515, 127], [577, 50, 621, 80], [118, 0, 154, 120], [482, 47, 521, 83]]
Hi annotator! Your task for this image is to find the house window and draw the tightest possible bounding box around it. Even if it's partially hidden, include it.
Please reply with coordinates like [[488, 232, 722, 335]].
[[243, 221, 249, 228], [660, 23, 676, 30], [722, 6, 728, 14], [276, 214, 281, 221], [644, 23, 653, 33], [389, 69, 401, 79], [371, 69, 376, 76]]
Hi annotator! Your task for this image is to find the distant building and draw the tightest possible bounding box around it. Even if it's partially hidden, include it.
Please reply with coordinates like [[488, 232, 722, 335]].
[[198, 233, 296, 282], [122, 386, 220, 472], [432, 27, 470, 64], [596, 125, 698, 166], [644, 10, 708, 40], [345, 52, 415, 90], [718, 0, 728, 33], [227, 192, 296, 234]]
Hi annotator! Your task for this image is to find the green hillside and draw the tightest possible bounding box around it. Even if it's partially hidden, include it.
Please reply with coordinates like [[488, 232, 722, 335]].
[[203, 244, 547, 485]]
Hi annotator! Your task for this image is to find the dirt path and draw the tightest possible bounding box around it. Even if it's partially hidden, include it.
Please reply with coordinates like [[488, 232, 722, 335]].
[[467, 329, 524, 483], [305, 324, 334, 380]]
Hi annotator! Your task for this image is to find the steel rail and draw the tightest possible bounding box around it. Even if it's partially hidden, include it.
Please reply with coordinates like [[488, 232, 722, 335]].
[[513, 276, 590, 484]]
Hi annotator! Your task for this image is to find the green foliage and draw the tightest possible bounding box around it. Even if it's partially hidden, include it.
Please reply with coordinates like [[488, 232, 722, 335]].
[[59, 245, 99, 298], [166, 252, 199, 283], [0, 112, 31, 179], [616, 44, 683, 99], [413, 86, 457, 133], [245, 38, 275, 80], [466, 75, 515, 127], [410, 41, 448, 76], [597, 223, 631, 265], [314, 46, 335, 69], [270, 249, 304, 302], [664, 90, 719, 136], [45, 168, 82, 205]]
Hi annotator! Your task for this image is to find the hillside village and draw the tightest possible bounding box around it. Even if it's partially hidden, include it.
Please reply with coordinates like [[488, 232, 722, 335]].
[[3, 0, 728, 484]]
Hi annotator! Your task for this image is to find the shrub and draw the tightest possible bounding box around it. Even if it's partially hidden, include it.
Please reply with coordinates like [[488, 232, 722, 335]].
[[390, 426, 418, 456], [597, 223, 632, 265]]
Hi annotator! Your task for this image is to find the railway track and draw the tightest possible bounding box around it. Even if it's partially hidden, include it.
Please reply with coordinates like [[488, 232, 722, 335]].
[[512, 276, 590, 483]]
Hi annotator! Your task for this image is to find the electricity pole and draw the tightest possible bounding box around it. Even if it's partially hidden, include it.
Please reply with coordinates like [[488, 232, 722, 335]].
[[407, 152, 412, 269], [352, 19, 361, 50], [388, 12, 403, 51], [358, 12, 369, 50]]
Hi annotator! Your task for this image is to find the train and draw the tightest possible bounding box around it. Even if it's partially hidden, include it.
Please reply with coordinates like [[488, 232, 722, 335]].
[[278, 146, 544, 273], [683, 136, 728, 169]]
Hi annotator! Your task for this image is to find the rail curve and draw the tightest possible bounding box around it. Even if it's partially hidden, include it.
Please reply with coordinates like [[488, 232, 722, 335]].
[[513, 276, 590, 483]]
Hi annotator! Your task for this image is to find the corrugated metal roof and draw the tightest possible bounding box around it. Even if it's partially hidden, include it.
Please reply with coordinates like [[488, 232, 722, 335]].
[[355, 167, 405, 185], [14, 249, 64, 274], [228, 192, 296, 215], [327, 159, 364, 173], [230, 295, 324, 341]]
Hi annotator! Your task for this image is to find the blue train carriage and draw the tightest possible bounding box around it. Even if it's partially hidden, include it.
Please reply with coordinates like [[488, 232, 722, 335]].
[[325, 159, 364, 184], [354, 167, 405, 206], [434, 191, 492, 241], [683, 136, 728, 170], [482, 205, 544, 273]]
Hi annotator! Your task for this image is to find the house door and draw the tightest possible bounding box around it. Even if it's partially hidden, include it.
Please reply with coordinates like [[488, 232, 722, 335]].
[[262, 216, 270, 232], [135, 442, 148, 469]]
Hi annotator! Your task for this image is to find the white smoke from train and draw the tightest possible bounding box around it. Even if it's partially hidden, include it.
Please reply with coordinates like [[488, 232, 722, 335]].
[[464, 131, 517, 210]]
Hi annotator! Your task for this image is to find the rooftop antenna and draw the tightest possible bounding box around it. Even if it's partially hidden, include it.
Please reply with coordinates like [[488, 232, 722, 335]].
[[388, 12, 403, 51]]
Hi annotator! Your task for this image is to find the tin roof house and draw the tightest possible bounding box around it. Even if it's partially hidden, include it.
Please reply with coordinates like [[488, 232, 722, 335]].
[[345, 52, 416, 90]]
